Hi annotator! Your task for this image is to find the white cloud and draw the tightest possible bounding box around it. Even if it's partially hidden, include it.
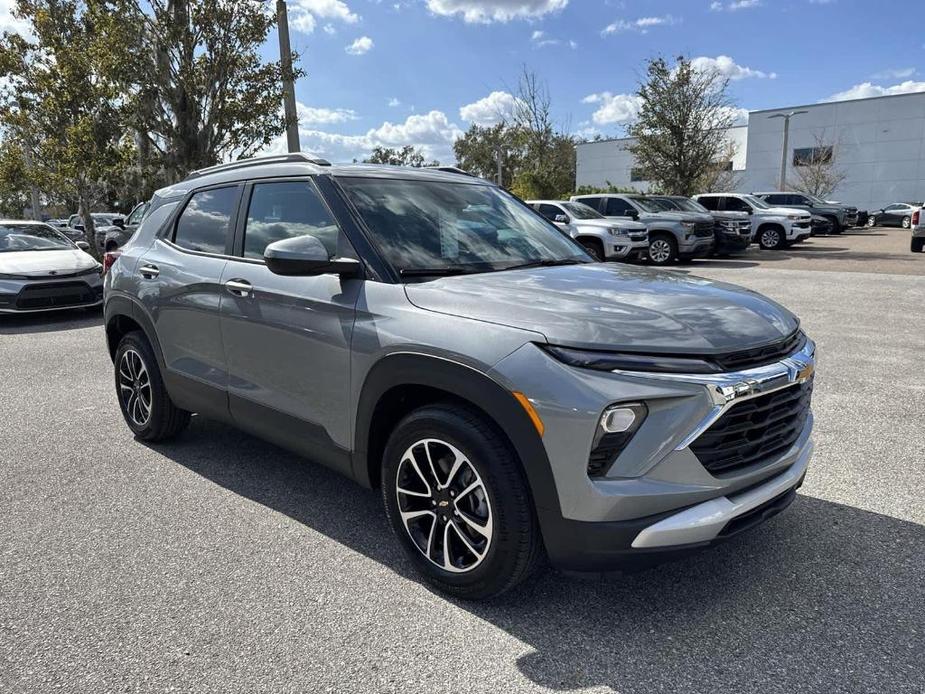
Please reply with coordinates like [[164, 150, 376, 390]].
[[529, 28, 575, 48], [582, 92, 644, 125], [289, 0, 359, 33], [345, 36, 374, 55], [297, 104, 359, 125], [388, 97, 402, 107], [722, 106, 750, 125], [267, 110, 464, 163], [870, 67, 915, 80], [602, 14, 678, 35], [710, 0, 761, 11], [425, 0, 568, 23], [690, 55, 776, 80], [826, 80, 925, 102], [459, 90, 521, 126]]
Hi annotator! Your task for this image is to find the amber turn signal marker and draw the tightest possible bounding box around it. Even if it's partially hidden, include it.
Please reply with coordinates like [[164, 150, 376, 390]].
[[512, 391, 544, 437]]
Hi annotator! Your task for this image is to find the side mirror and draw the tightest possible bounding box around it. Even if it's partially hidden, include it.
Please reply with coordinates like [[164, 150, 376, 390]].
[[75, 241, 91, 252], [264, 234, 362, 278], [554, 214, 569, 224]]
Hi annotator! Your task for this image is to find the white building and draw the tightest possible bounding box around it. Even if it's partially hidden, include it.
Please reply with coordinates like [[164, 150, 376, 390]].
[[575, 91, 925, 211]]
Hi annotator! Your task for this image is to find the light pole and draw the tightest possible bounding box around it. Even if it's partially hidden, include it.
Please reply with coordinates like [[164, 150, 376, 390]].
[[276, 0, 300, 153], [768, 110, 807, 191]]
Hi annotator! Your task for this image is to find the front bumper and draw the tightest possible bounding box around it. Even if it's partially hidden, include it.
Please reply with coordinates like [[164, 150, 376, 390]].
[[490, 336, 816, 571], [605, 236, 649, 260], [0, 275, 103, 313], [714, 232, 750, 254], [678, 237, 714, 258], [787, 223, 812, 240]]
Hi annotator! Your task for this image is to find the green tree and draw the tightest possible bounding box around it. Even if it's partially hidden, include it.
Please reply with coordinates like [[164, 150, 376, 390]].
[[115, 0, 303, 186], [454, 123, 520, 187], [364, 145, 438, 167], [628, 56, 737, 196], [0, 0, 132, 255]]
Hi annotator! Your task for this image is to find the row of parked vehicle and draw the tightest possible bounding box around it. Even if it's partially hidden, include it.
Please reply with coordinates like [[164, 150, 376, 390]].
[[526, 191, 823, 265], [46, 201, 150, 254]]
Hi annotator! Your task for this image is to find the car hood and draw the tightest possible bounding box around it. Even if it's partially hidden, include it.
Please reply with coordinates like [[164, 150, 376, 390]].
[[759, 206, 810, 218], [0, 248, 98, 276], [637, 210, 714, 224], [574, 218, 648, 231], [405, 263, 799, 353]]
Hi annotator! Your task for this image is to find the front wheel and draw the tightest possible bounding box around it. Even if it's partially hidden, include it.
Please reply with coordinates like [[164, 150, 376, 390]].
[[647, 234, 678, 265], [381, 404, 542, 600], [114, 331, 190, 441], [867, 216, 876, 228], [578, 237, 604, 261], [758, 226, 786, 250]]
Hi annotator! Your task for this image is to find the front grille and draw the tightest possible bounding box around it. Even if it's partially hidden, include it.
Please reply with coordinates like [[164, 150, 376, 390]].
[[628, 232, 647, 241], [694, 222, 714, 237], [690, 379, 813, 475], [15, 281, 97, 310], [714, 331, 806, 372]]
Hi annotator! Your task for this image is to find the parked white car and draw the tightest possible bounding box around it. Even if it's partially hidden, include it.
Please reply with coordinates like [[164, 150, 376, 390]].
[[693, 193, 812, 250], [528, 200, 649, 261]]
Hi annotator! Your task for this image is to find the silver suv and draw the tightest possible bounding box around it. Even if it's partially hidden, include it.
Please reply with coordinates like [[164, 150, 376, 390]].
[[527, 200, 648, 261], [104, 154, 816, 599]]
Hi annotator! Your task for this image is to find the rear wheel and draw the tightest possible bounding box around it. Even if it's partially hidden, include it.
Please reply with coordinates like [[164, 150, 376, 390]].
[[647, 233, 678, 265], [912, 237, 924, 253], [901, 216, 912, 229], [578, 237, 604, 261], [758, 225, 785, 250], [114, 331, 190, 441], [381, 404, 542, 600]]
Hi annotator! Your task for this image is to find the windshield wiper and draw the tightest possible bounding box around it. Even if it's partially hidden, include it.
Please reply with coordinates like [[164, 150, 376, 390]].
[[501, 258, 588, 272], [399, 267, 473, 277]]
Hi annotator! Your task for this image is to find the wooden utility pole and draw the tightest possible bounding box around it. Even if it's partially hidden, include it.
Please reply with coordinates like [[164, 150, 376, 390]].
[[277, 0, 300, 153]]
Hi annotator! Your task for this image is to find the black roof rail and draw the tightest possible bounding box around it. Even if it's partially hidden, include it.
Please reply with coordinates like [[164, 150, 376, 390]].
[[185, 152, 331, 180], [426, 165, 477, 178]]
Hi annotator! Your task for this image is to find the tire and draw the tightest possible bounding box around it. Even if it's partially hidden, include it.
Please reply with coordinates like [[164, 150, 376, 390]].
[[758, 225, 786, 250], [867, 216, 876, 228], [578, 237, 604, 261], [647, 233, 678, 265], [827, 217, 842, 235], [912, 237, 925, 253], [114, 331, 191, 441], [381, 403, 542, 600], [901, 216, 911, 229]]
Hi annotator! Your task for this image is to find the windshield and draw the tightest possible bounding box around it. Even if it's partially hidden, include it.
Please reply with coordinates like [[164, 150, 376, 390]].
[[0, 224, 74, 252], [804, 194, 827, 205], [743, 195, 771, 209], [561, 202, 604, 220], [664, 197, 709, 213], [626, 196, 663, 213], [340, 178, 588, 276]]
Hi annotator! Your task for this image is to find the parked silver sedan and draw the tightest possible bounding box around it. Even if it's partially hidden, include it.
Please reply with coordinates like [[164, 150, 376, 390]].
[[0, 221, 103, 313]]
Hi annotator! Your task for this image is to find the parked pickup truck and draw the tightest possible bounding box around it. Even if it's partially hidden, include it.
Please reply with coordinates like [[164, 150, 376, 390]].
[[693, 193, 812, 250], [753, 192, 858, 233], [648, 195, 751, 256], [911, 206, 924, 253], [570, 193, 714, 265], [527, 200, 648, 262]]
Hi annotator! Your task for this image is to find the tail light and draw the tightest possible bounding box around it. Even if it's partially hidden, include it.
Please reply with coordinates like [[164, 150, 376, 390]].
[[913, 210, 920, 226], [102, 250, 121, 274]]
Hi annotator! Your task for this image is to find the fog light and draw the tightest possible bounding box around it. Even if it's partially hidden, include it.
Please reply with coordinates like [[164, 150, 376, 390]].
[[600, 405, 639, 433]]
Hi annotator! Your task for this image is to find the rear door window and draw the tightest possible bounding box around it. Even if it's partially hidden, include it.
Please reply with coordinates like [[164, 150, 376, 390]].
[[698, 196, 719, 211], [604, 197, 632, 216], [173, 186, 239, 255]]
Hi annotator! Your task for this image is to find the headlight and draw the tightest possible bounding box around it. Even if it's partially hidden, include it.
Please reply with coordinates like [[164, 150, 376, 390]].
[[681, 221, 696, 230], [608, 227, 628, 236], [787, 215, 801, 220], [543, 344, 721, 374]]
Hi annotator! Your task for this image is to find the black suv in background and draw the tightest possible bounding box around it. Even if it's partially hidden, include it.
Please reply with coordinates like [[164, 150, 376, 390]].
[[753, 192, 857, 234]]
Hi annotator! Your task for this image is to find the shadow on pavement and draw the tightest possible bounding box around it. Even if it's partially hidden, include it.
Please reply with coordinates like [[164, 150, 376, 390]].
[[152, 417, 925, 694], [0, 307, 102, 335]]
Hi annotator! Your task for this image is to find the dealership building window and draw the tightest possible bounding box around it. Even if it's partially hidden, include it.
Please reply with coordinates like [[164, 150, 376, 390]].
[[793, 146, 833, 167]]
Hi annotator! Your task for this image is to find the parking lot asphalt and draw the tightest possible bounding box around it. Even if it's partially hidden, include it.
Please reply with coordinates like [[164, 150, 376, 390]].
[[1, 228, 923, 694]]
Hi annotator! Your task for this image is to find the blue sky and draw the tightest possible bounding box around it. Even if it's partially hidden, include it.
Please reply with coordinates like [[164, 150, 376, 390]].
[[261, 0, 925, 163]]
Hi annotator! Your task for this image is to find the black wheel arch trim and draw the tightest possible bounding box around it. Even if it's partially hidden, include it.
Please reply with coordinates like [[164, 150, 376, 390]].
[[352, 352, 565, 548], [104, 294, 167, 373]]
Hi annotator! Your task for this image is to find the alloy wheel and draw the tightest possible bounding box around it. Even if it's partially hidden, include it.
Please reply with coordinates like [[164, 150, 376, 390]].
[[761, 229, 780, 248], [395, 438, 493, 573], [867, 217, 876, 228], [902, 217, 911, 229], [118, 349, 152, 427], [649, 239, 671, 263]]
